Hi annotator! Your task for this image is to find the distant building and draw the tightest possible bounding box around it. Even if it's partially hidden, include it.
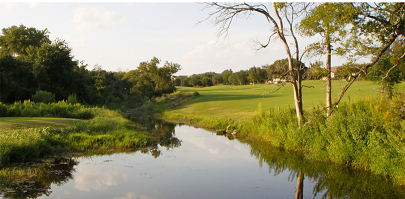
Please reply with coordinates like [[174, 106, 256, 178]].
[[266, 78, 287, 84], [321, 67, 338, 80]]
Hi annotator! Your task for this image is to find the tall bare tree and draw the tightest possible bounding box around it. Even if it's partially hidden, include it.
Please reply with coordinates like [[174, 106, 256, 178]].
[[203, 2, 311, 126]]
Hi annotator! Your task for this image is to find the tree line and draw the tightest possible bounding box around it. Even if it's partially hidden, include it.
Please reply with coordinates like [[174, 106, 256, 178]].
[[0, 25, 179, 107], [175, 55, 405, 88]]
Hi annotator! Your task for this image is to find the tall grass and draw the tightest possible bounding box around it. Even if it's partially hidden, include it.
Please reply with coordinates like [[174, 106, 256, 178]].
[[246, 95, 405, 184], [0, 100, 94, 119]]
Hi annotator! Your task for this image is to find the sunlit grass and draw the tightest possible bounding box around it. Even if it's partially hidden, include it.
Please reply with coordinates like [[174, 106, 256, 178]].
[[0, 108, 153, 168], [169, 80, 394, 119], [0, 117, 80, 133]]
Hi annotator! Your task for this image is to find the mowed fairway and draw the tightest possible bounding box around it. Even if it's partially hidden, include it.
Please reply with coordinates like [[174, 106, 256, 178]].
[[169, 80, 404, 119], [0, 117, 80, 133]]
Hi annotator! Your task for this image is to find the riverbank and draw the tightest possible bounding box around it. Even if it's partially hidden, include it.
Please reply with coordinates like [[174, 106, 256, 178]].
[[0, 101, 154, 184], [159, 83, 405, 184], [0, 92, 199, 184]]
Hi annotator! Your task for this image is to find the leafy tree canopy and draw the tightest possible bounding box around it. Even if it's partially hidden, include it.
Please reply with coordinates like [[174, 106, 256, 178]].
[[0, 24, 50, 57]]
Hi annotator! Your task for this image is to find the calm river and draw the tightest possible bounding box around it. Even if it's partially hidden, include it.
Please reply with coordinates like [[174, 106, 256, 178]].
[[1, 118, 405, 199]]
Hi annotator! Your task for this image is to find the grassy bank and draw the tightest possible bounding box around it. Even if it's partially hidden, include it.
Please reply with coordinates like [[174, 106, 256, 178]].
[[0, 103, 153, 168], [160, 81, 405, 184]]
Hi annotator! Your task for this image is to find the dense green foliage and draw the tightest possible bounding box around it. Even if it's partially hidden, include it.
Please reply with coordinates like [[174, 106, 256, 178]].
[[0, 25, 180, 107], [31, 90, 56, 104]]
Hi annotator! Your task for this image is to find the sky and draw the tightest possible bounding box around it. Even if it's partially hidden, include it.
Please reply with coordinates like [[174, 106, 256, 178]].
[[0, 1, 350, 76]]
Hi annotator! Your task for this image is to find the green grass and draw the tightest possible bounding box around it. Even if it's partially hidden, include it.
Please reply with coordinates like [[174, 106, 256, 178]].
[[0, 117, 79, 133], [0, 107, 153, 168], [169, 80, 395, 119]]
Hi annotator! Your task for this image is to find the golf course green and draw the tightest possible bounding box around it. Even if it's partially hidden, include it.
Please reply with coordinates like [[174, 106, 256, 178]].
[[167, 80, 397, 119]]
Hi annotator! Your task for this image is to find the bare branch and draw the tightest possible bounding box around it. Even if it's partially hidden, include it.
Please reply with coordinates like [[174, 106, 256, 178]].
[[330, 34, 398, 116], [382, 51, 405, 82], [299, 43, 323, 64], [253, 32, 278, 50], [261, 82, 287, 97]]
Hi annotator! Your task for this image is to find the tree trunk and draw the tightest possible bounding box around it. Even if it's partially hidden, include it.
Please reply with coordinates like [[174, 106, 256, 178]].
[[292, 83, 303, 126], [326, 28, 332, 117], [295, 169, 304, 199], [273, 2, 303, 127]]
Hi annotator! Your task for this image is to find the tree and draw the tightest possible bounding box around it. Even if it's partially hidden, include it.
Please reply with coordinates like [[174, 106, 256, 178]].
[[298, 2, 355, 117], [306, 61, 328, 80], [235, 70, 249, 85], [204, 2, 312, 125], [248, 66, 266, 85], [0, 25, 50, 57], [123, 57, 181, 99], [212, 73, 223, 85], [25, 39, 78, 101], [262, 58, 290, 81], [0, 54, 35, 103], [331, 3, 405, 112], [221, 69, 233, 85], [137, 57, 181, 95], [367, 38, 405, 98]]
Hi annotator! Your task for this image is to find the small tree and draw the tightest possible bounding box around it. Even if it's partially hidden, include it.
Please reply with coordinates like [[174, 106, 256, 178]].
[[31, 90, 56, 104], [67, 93, 79, 104], [298, 2, 355, 117]]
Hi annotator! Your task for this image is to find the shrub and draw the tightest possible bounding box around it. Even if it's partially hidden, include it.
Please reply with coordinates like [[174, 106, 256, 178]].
[[31, 91, 56, 104], [67, 94, 79, 104], [193, 91, 200, 97], [0, 103, 7, 117]]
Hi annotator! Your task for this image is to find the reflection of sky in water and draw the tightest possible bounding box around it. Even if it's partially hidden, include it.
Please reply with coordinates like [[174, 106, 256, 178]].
[[74, 164, 128, 191], [39, 125, 323, 199]]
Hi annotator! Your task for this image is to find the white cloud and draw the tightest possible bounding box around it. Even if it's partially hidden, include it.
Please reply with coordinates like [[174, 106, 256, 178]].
[[179, 39, 260, 75], [69, 37, 86, 50], [178, 126, 248, 156], [28, 2, 41, 9], [2, 3, 19, 9], [114, 192, 159, 199], [73, 6, 125, 32], [74, 165, 128, 191]]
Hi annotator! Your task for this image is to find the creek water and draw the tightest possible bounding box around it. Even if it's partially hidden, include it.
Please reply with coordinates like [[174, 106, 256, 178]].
[[1, 117, 405, 199]]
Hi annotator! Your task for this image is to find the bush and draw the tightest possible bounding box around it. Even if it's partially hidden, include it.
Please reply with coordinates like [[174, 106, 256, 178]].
[[67, 94, 79, 104], [193, 91, 200, 97], [0, 103, 7, 117], [31, 91, 56, 104]]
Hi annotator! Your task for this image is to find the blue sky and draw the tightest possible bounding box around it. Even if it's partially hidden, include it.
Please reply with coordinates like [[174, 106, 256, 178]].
[[0, 2, 350, 76]]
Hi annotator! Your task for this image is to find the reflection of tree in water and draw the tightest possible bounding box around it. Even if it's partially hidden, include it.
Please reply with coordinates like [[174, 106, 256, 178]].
[[244, 140, 405, 199], [0, 158, 77, 199], [126, 112, 182, 152]]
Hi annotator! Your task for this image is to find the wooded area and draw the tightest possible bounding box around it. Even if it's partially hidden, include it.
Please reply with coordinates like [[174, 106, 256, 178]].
[[0, 25, 180, 107]]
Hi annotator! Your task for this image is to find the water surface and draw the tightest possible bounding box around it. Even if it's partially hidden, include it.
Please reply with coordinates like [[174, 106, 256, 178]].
[[1, 120, 404, 199]]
